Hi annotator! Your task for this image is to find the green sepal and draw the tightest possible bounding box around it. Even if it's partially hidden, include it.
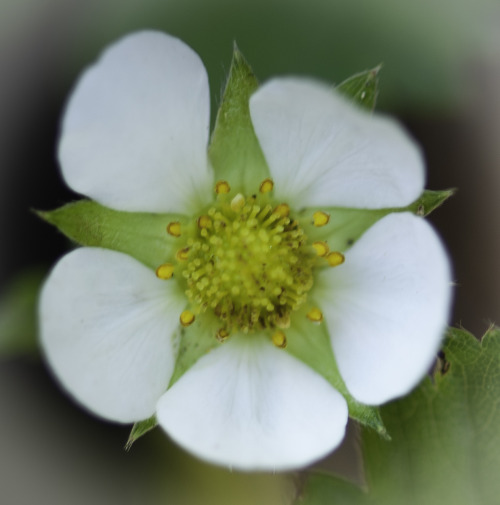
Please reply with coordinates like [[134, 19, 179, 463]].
[[300, 189, 454, 252], [0, 267, 46, 358], [125, 415, 158, 450], [37, 200, 186, 270], [125, 318, 234, 448], [168, 314, 221, 387], [124, 317, 222, 448], [286, 306, 388, 437], [297, 326, 500, 505], [407, 188, 456, 216], [299, 205, 391, 252], [208, 43, 270, 193], [336, 66, 381, 111]]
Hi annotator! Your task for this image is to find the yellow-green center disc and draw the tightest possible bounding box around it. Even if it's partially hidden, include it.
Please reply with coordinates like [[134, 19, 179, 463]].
[[179, 194, 315, 333]]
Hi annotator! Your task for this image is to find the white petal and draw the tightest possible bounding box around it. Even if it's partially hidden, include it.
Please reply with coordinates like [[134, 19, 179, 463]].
[[156, 336, 347, 471], [39, 248, 185, 422], [59, 31, 212, 213], [319, 212, 452, 404], [250, 78, 424, 209]]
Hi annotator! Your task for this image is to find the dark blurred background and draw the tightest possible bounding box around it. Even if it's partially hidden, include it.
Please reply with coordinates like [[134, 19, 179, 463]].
[[1, 0, 499, 503]]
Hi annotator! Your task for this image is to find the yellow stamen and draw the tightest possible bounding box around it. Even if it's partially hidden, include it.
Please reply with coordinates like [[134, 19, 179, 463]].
[[215, 180, 231, 194], [197, 215, 212, 229], [326, 251, 345, 267], [307, 307, 323, 323], [259, 178, 274, 193], [155, 263, 174, 280], [230, 194, 246, 212], [272, 330, 287, 349], [216, 328, 230, 342], [176, 247, 190, 261], [312, 241, 329, 257], [313, 211, 330, 227], [166, 221, 181, 237], [180, 310, 195, 327], [274, 203, 290, 218]]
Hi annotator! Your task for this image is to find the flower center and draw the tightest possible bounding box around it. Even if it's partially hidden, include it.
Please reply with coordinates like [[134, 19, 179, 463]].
[[179, 192, 315, 333], [157, 179, 346, 347]]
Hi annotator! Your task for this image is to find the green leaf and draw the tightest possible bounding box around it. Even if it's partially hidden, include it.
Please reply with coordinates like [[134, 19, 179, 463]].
[[300, 189, 454, 251], [0, 267, 46, 358], [336, 66, 381, 111], [298, 326, 500, 505], [208, 43, 270, 193], [286, 306, 388, 436], [125, 415, 158, 450], [37, 200, 186, 270]]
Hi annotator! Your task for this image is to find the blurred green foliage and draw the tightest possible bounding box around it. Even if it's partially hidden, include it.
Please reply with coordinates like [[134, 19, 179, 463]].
[[0, 267, 45, 358], [298, 326, 500, 505], [42, 0, 497, 115]]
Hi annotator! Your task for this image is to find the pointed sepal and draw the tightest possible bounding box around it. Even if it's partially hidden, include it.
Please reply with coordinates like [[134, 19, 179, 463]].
[[301, 188, 454, 252], [407, 188, 456, 216], [336, 66, 381, 111], [37, 200, 186, 270], [125, 415, 158, 450], [208, 43, 270, 193], [286, 306, 389, 437]]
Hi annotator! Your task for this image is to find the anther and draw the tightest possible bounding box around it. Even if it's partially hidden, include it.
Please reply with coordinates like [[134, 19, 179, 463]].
[[259, 178, 274, 193], [272, 330, 287, 349], [166, 221, 181, 237], [155, 263, 175, 280], [230, 194, 246, 212], [197, 215, 212, 229], [274, 203, 290, 218], [176, 247, 190, 261], [326, 251, 345, 267], [312, 241, 329, 257], [180, 310, 195, 327], [312, 211, 330, 227], [307, 307, 323, 323], [215, 180, 231, 194], [216, 328, 230, 342]]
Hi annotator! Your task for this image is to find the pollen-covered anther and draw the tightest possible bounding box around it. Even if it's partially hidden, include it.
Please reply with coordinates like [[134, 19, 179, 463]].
[[259, 178, 274, 193], [230, 193, 246, 212], [307, 307, 324, 323], [272, 330, 287, 349], [155, 263, 175, 280], [176, 247, 190, 261], [166, 221, 181, 237], [312, 241, 329, 257], [326, 251, 345, 267], [180, 310, 195, 327], [215, 180, 231, 194], [216, 328, 230, 342], [197, 215, 212, 229], [312, 211, 330, 227], [274, 203, 290, 218]]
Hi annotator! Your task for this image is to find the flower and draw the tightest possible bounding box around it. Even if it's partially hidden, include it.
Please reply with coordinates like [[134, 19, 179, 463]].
[[39, 31, 452, 471]]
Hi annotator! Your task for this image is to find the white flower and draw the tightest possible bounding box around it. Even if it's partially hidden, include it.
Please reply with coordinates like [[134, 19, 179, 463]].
[[39, 31, 452, 471]]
